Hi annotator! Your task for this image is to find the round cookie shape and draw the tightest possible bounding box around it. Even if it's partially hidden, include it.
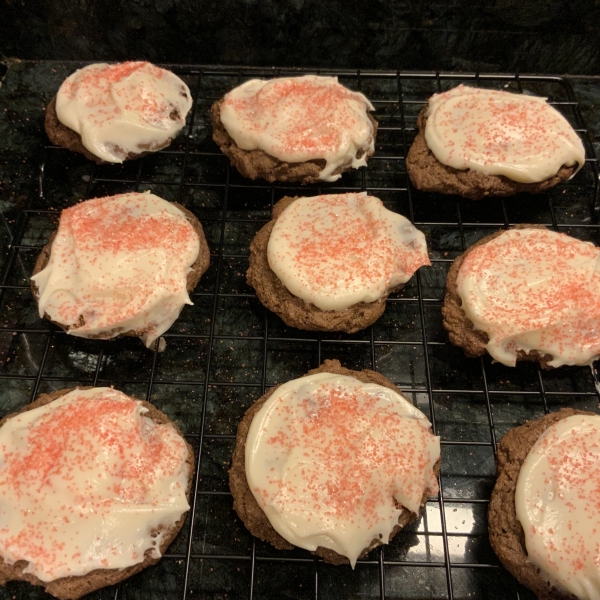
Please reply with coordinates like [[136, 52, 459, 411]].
[[267, 193, 430, 311], [406, 85, 584, 200], [489, 409, 597, 600], [211, 76, 378, 184], [442, 225, 600, 368], [0, 386, 194, 600], [247, 194, 430, 333], [425, 85, 584, 183], [46, 62, 192, 163], [516, 414, 600, 599], [230, 360, 440, 566], [31, 192, 210, 349]]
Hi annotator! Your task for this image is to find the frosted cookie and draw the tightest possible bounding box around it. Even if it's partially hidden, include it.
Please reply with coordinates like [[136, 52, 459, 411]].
[[211, 75, 377, 183], [230, 359, 440, 566], [442, 225, 600, 368], [0, 386, 193, 600], [406, 85, 585, 200], [45, 62, 193, 163], [31, 192, 210, 349], [247, 193, 430, 333], [489, 409, 600, 600]]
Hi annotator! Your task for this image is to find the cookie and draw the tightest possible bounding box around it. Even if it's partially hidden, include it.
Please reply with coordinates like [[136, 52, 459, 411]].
[[31, 192, 210, 349], [0, 386, 194, 600], [211, 75, 377, 184], [45, 62, 192, 164], [230, 359, 440, 566], [247, 194, 430, 333], [489, 409, 599, 600], [442, 225, 600, 368], [406, 85, 585, 200]]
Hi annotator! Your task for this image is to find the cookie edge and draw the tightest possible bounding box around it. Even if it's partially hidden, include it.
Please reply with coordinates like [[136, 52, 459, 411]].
[[0, 386, 195, 600], [30, 200, 210, 342], [246, 195, 404, 333], [406, 106, 579, 200], [45, 93, 181, 164], [441, 224, 556, 368], [488, 408, 594, 600], [229, 358, 440, 566], [211, 97, 378, 184]]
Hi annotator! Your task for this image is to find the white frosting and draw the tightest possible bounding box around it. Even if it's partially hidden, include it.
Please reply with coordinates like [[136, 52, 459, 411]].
[[56, 62, 193, 163], [456, 228, 600, 367], [267, 193, 430, 311], [245, 372, 440, 566], [31, 192, 200, 348], [425, 85, 585, 183], [219, 75, 375, 181], [0, 387, 190, 581], [516, 414, 600, 600]]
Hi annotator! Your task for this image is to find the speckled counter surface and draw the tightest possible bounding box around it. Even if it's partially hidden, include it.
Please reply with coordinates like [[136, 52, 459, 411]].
[[2, 0, 600, 74], [0, 61, 599, 600]]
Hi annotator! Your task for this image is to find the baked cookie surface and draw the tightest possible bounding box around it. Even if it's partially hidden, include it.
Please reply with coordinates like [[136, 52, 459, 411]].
[[31, 192, 210, 348], [45, 62, 192, 164], [442, 225, 600, 368], [489, 409, 599, 600], [230, 359, 440, 566], [247, 194, 430, 333], [211, 76, 378, 184], [406, 86, 584, 200], [0, 387, 194, 600]]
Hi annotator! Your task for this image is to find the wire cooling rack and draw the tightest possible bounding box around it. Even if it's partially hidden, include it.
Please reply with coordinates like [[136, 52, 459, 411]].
[[0, 66, 599, 600]]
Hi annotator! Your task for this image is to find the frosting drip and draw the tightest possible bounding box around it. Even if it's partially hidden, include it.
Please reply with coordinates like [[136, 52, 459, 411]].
[[220, 75, 375, 181], [516, 414, 600, 600], [245, 373, 440, 566], [0, 387, 190, 581], [267, 193, 430, 311], [425, 85, 585, 183], [456, 228, 600, 367], [56, 62, 192, 163], [31, 192, 200, 348]]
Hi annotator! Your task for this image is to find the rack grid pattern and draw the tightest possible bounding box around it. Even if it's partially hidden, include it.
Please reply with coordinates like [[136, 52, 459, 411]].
[[0, 67, 599, 600]]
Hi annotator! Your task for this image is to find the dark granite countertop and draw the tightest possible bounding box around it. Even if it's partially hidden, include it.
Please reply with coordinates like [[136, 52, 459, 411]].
[[2, 0, 600, 74]]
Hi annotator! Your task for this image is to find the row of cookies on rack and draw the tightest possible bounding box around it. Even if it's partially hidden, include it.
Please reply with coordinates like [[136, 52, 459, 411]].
[[32, 186, 599, 373], [47, 62, 586, 198]]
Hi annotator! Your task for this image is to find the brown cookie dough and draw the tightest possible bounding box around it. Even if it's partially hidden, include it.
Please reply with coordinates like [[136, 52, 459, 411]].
[[45, 95, 176, 164], [247, 196, 403, 333], [30, 201, 210, 342], [406, 108, 578, 201], [0, 387, 194, 600], [441, 224, 555, 368], [488, 409, 592, 600], [211, 98, 378, 184], [230, 359, 440, 566]]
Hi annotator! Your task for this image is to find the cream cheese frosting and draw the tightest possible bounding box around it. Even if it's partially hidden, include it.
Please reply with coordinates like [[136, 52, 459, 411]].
[[219, 75, 375, 181], [424, 85, 585, 183], [516, 414, 600, 600], [245, 372, 440, 566], [267, 193, 430, 311], [456, 228, 600, 367], [31, 192, 200, 348], [56, 62, 193, 163], [0, 387, 190, 582]]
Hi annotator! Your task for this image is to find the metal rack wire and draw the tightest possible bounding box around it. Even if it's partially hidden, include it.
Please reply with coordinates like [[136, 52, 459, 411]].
[[0, 66, 599, 600]]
